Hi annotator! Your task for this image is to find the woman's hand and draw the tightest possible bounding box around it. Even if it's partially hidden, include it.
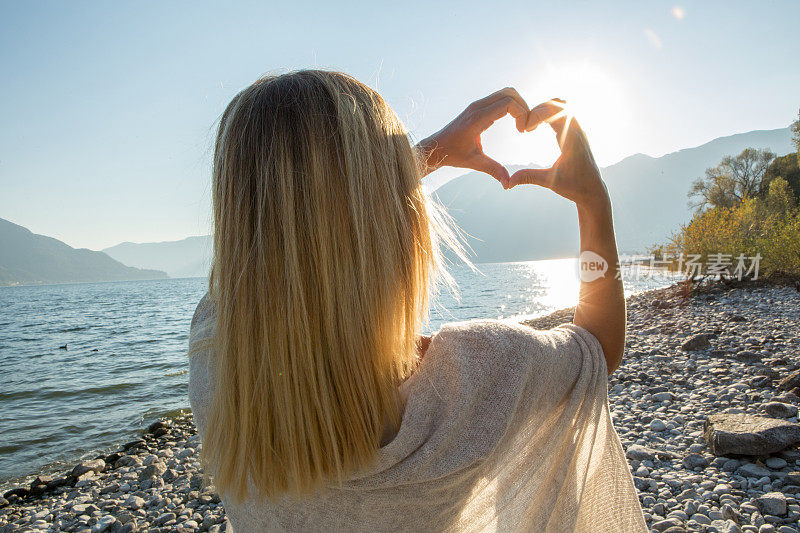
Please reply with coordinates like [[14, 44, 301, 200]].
[[508, 99, 609, 211], [416, 334, 432, 359], [416, 88, 529, 188], [508, 100, 624, 375]]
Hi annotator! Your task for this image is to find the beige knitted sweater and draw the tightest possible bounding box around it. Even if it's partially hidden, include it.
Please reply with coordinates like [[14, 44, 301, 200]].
[[188, 296, 646, 532]]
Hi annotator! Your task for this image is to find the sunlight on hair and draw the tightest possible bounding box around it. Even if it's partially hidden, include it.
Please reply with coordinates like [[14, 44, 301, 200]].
[[199, 70, 473, 503]]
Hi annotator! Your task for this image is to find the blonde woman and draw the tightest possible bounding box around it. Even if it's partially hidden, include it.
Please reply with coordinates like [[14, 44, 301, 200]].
[[188, 70, 646, 532]]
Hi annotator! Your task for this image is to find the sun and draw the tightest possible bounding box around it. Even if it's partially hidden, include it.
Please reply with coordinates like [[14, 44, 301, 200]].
[[523, 62, 631, 167]]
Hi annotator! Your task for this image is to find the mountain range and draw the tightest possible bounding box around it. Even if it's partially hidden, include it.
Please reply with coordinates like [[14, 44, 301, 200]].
[[7, 126, 792, 284], [103, 236, 212, 279], [433, 126, 794, 261], [103, 126, 793, 273], [0, 218, 167, 286]]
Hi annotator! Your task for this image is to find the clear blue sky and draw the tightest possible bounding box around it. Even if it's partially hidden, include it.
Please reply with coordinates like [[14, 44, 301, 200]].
[[1, 1, 798, 250]]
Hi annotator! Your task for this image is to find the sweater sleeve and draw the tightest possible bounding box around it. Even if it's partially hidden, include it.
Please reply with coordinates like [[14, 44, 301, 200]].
[[187, 294, 216, 438], [411, 318, 644, 532], [485, 320, 642, 532]]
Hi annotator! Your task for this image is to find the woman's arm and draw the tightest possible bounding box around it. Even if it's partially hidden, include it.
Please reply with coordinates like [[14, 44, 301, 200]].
[[509, 100, 625, 374], [415, 88, 529, 188]]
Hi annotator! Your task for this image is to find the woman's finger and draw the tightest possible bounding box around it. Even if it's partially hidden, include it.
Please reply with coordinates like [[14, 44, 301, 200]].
[[470, 87, 528, 112], [526, 99, 591, 153], [525, 99, 567, 132], [474, 96, 528, 132]]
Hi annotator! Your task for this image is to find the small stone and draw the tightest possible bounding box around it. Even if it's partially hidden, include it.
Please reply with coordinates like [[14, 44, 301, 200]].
[[682, 453, 709, 469], [3, 487, 30, 499], [765, 457, 788, 469], [138, 461, 167, 481], [176, 448, 194, 460], [71, 459, 106, 478], [124, 495, 146, 510], [756, 492, 787, 516], [114, 455, 141, 468], [778, 369, 800, 392], [155, 512, 177, 526], [651, 419, 668, 432], [147, 419, 171, 434], [653, 392, 676, 402], [735, 350, 762, 363], [765, 402, 799, 419], [91, 515, 116, 533], [652, 518, 683, 532], [738, 463, 772, 478], [626, 444, 656, 461], [122, 439, 146, 451], [682, 334, 711, 351], [691, 513, 712, 525]]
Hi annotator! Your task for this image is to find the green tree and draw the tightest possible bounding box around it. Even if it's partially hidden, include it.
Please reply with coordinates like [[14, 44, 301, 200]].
[[762, 152, 800, 201], [689, 148, 776, 212], [792, 108, 800, 155]]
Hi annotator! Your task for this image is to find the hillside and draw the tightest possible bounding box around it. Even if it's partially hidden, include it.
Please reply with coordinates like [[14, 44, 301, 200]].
[[103, 236, 212, 278], [98, 127, 795, 269], [0, 218, 167, 286], [434, 127, 794, 262]]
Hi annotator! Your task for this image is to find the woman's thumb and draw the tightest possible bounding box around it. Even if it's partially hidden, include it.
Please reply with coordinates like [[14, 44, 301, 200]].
[[508, 168, 553, 189]]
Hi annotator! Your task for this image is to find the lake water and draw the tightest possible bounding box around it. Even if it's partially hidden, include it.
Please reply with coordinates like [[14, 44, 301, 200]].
[[0, 258, 676, 489]]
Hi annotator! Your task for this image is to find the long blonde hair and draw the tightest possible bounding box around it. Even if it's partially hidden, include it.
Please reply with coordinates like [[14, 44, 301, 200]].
[[201, 70, 463, 502]]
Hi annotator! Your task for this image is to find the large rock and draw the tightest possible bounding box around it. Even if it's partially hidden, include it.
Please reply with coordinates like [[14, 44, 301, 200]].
[[703, 413, 800, 456]]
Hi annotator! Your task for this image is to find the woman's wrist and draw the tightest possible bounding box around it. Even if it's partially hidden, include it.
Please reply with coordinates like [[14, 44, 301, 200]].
[[574, 176, 612, 216], [415, 135, 445, 176]]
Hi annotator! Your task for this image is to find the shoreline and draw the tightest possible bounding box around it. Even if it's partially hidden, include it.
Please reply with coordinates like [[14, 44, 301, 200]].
[[0, 276, 669, 494], [2, 280, 800, 532]]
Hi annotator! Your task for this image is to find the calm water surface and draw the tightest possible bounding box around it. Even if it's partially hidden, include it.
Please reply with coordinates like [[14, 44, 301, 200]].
[[0, 259, 675, 488]]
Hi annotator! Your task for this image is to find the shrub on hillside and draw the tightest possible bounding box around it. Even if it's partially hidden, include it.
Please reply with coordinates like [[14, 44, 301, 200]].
[[654, 178, 800, 279]]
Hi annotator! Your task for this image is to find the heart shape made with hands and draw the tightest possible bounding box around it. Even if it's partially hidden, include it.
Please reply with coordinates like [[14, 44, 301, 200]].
[[478, 113, 563, 181], [467, 97, 570, 190]]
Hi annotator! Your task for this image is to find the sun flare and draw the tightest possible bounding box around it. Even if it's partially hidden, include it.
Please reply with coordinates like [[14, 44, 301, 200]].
[[481, 62, 631, 168], [529, 63, 629, 161]]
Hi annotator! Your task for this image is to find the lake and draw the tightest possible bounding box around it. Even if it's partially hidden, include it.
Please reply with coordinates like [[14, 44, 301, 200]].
[[0, 258, 676, 488]]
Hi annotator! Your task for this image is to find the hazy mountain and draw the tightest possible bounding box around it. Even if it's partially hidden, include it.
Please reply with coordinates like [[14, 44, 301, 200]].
[[103, 235, 212, 278], [0, 218, 167, 286], [100, 127, 794, 270], [434, 127, 794, 262]]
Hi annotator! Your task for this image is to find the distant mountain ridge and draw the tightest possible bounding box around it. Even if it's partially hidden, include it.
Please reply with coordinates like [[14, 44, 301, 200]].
[[433, 127, 794, 262], [0, 218, 167, 286], [100, 127, 794, 269], [103, 236, 212, 279]]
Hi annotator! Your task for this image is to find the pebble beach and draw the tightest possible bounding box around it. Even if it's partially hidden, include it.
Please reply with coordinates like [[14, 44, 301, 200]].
[[2, 281, 800, 533]]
